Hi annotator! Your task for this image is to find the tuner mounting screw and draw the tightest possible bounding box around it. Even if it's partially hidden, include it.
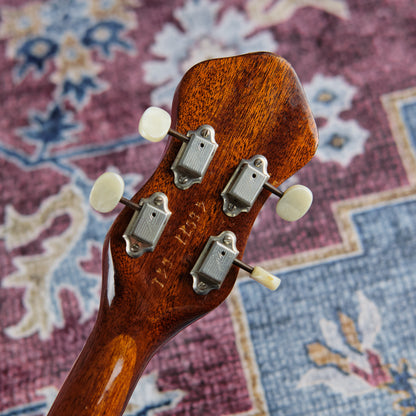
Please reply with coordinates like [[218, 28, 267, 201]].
[[227, 202, 236, 212], [254, 158, 263, 168], [154, 196, 163, 206], [178, 176, 188, 184], [223, 234, 233, 246], [200, 128, 210, 138], [130, 244, 140, 252], [197, 281, 208, 290]]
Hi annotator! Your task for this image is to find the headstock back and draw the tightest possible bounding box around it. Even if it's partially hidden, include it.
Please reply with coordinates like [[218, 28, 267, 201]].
[[104, 52, 317, 341]]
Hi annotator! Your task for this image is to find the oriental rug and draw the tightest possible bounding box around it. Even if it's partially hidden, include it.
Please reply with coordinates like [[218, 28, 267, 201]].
[[1, 0, 416, 415]]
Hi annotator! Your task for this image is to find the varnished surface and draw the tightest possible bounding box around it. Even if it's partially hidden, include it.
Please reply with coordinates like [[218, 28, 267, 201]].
[[48, 52, 317, 415]]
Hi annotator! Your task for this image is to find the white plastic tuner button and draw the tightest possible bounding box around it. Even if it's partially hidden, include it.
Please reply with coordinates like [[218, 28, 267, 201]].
[[89, 172, 125, 213], [138, 106, 171, 142], [250, 266, 281, 291], [276, 184, 313, 222]]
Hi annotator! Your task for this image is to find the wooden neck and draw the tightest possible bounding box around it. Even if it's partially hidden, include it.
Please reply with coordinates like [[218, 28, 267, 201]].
[[47, 311, 145, 415], [47, 237, 192, 415], [48, 52, 318, 415], [48, 233, 209, 415], [47, 279, 157, 413]]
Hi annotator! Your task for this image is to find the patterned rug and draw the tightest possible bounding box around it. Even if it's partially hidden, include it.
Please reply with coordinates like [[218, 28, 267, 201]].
[[1, 0, 416, 415]]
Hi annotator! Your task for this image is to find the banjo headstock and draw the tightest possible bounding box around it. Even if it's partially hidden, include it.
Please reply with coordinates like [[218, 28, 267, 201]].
[[90, 52, 318, 339]]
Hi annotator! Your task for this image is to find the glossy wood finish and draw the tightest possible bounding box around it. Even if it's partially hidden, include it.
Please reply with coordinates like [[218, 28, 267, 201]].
[[48, 52, 318, 415]]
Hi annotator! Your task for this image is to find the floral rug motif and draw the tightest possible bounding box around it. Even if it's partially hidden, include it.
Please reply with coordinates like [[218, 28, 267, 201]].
[[1, 0, 416, 415]]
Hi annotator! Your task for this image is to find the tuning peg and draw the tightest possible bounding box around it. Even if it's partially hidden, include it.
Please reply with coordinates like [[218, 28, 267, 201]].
[[139, 106, 218, 190], [192, 230, 280, 295], [89, 172, 141, 213], [222, 155, 312, 220], [233, 258, 281, 291], [138, 106, 189, 143], [264, 183, 313, 222]]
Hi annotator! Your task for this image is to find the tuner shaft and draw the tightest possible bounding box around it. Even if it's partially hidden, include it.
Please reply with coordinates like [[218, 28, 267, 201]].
[[168, 128, 189, 143], [232, 258, 254, 274]]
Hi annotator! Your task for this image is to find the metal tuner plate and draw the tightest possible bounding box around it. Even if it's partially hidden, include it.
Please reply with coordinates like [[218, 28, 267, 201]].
[[123, 192, 171, 258], [171, 125, 218, 190], [191, 231, 239, 295], [221, 155, 270, 217]]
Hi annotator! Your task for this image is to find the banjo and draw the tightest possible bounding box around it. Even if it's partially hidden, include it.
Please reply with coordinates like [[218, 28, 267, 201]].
[[47, 52, 318, 415]]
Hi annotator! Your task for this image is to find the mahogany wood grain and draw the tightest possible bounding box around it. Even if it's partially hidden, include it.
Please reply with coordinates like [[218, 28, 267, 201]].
[[48, 52, 318, 415]]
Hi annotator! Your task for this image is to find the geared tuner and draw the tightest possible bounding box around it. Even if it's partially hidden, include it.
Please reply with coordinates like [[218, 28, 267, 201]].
[[191, 231, 281, 295], [138, 107, 218, 190], [123, 192, 171, 258], [89, 172, 171, 258], [221, 155, 313, 221]]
